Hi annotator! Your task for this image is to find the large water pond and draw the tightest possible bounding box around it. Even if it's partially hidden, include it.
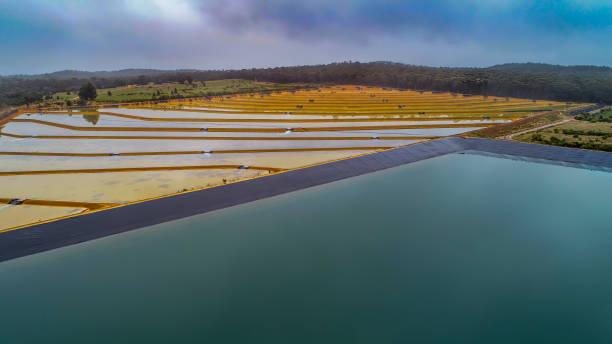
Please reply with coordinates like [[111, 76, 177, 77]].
[[1, 153, 611, 343]]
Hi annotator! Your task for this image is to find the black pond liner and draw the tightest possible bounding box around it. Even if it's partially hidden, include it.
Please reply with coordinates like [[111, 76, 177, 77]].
[[0, 137, 610, 262]]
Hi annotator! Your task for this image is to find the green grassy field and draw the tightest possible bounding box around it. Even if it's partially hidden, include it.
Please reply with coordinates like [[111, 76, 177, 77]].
[[49, 79, 310, 104], [516, 117, 612, 152]]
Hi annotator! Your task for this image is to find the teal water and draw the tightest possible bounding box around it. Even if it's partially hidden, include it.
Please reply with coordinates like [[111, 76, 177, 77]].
[[1, 153, 612, 343]]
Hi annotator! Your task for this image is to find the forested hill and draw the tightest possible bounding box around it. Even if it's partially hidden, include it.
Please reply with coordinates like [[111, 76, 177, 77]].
[[488, 63, 612, 75], [2, 62, 611, 106]]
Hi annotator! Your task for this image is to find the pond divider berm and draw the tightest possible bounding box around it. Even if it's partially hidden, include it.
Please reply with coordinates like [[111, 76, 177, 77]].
[[0, 137, 610, 262], [0, 198, 112, 210]]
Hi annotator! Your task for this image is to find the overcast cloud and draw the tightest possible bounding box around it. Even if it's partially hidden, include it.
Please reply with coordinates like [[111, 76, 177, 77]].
[[0, 0, 610, 74]]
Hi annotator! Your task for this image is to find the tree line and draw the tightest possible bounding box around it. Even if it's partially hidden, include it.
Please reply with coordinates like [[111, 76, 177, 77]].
[[1, 62, 611, 107]]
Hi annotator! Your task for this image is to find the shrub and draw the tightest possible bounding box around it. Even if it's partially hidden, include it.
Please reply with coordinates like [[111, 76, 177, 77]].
[[531, 133, 543, 141]]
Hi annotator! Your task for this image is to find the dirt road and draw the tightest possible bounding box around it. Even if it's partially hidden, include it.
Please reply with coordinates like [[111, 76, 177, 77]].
[[499, 119, 572, 140]]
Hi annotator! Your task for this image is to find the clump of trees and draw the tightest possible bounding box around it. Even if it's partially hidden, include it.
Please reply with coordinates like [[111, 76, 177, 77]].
[[575, 110, 612, 123], [78, 82, 97, 101], [531, 132, 612, 152]]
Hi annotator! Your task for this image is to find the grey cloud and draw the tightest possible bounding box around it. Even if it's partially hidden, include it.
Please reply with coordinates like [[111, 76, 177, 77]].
[[1, 0, 611, 74]]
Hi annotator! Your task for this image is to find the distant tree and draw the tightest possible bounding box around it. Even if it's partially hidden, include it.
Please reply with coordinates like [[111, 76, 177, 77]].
[[65, 99, 72, 106], [107, 91, 112, 96], [78, 82, 97, 101], [23, 93, 41, 104]]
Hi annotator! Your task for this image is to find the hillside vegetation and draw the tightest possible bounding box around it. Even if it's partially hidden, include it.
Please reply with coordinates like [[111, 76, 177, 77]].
[[1, 62, 611, 107], [516, 107, 612, 152], [49, 79, 307, 104]]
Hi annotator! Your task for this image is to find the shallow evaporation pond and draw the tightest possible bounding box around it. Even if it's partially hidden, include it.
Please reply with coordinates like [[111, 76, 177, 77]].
[[1, 153, 611, 342], [0, 205, 85, 230], [0, 137, 423, 152], [15, 114, 508, 129], [2, 122, 483, 137], [100, 108, 523, 120], [101, 108, 376, 120], [0, 169, 265, 203], [0, 150, 376, 171]]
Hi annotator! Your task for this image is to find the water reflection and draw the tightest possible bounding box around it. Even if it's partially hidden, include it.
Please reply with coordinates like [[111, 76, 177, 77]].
[[83, 114, 100, 125]]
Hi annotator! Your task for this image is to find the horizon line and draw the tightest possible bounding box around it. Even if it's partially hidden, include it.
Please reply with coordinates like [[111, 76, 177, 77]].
[[3, 61, 612, 78]]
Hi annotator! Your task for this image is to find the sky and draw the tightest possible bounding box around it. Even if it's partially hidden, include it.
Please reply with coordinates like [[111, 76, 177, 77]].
[[1, 0, 611, 75]]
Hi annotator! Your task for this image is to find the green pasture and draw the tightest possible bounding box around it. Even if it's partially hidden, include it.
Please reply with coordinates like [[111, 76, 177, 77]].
[[50, 79, 309, 104]]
